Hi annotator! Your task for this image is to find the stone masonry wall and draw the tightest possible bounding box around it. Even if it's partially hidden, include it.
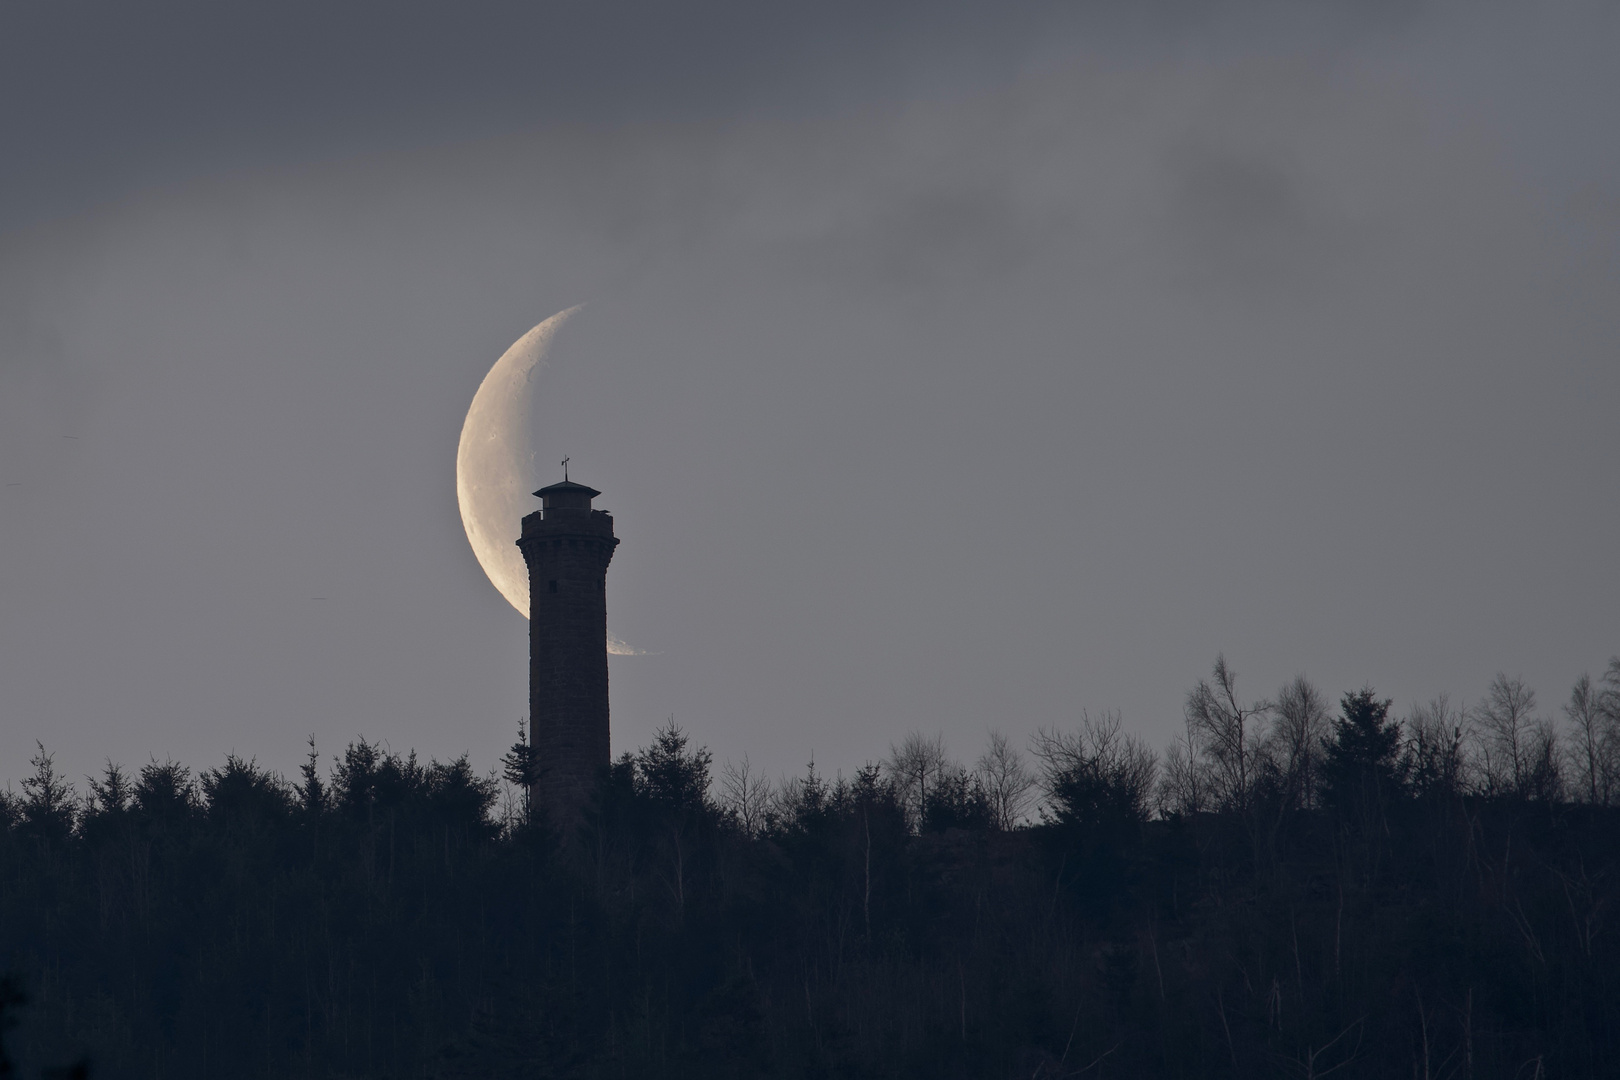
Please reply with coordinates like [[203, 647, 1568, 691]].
[[517, 506, 618, 832]]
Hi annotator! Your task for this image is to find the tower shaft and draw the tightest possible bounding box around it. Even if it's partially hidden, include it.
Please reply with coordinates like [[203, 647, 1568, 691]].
[[516, 480, 618, 830]]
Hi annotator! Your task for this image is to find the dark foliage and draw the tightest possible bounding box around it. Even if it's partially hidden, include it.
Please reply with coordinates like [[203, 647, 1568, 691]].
[[920, 770, 992, 832], [1321, 688, 1403, 820], [4, 722, 1620, 1080]]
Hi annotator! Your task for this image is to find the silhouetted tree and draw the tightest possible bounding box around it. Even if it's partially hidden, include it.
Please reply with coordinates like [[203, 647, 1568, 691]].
[[974, 731, 1035, 830], [499, 720, 537, 826], [768, 757, 832, 833], [294, 735, 326, 817], [634, 721, 714, 816], [201, 755, 291, 832], [425, 756, 499, 846], [1032, 711, 1157, 830], [718, 756, 772, 836], [887, 732, 950, 833], [133, 759, 194, 812], [1271, 675, 1330, 810], [1603, 656, 1620, 719], [1565, 673, 1616, 804], [920, 768, 992, 832], [1322, 687, 1403, 817], [1473, 672, 1563, 799], [0, 788, 18, 835], [1404, 695, 1467, 800], [1156, 719, 1210, 817], [1185, 655, 1271, 812], [84, 762, 131, 820], [18, 744, 75, 852], [6, 676, 1620, 1080]]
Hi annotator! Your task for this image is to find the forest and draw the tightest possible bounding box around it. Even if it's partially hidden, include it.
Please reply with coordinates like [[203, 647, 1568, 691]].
[[3, 655, 1619, 1079]]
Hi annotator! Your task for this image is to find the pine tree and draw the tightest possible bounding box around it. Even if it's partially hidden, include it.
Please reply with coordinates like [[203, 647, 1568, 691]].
[[500, 720, 537, 826], [1321, 687, 1403, 847]]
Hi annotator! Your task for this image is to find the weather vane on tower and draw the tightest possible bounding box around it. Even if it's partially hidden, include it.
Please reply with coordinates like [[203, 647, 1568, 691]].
[[561, 456, 570, 480]]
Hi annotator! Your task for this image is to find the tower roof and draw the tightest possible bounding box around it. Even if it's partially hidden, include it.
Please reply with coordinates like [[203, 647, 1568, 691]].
[[532, 479, 601, 499]]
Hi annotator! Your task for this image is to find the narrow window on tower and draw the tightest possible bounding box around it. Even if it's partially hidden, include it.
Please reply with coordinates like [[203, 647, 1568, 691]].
[[548, 579, 558, 594]]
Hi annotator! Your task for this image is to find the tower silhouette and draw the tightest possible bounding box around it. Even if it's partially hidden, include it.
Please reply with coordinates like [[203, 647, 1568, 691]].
[[516, 476, 619, 829]]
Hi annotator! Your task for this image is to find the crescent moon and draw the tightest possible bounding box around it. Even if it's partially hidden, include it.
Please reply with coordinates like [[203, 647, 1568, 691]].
[[455, 307, 579, 618]]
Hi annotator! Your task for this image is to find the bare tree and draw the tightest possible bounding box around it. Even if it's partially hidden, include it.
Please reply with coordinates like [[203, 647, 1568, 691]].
[[1157, 738, 1202, 817], [1406, 695, 1468, 799], [887, 733, 952, 833], [1032, 711, 1158, 825], [1525, 720, 1565, 803], [1564, 674, 1617, 805], [1473, 674, 1541, 797], [719, 756, 774, 836], [1600, 658, 1620, 793], [974, 731, 1034, 830], [1271, 675, 1331, 810], [1185, 655, 1272, 813], [1602, 657, 1620, 712], [1157, 707, 1211, 817]]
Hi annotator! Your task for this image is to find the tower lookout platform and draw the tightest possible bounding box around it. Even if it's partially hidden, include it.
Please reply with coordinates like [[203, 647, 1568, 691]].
[[516, 478, 619, 830]]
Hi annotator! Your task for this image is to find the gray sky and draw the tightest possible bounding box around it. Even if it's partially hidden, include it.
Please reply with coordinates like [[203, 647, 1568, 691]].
[[2, 0, 1617, 791]]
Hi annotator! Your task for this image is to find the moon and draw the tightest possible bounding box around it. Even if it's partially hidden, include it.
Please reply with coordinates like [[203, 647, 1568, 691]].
[[456, 307, 578, 619]]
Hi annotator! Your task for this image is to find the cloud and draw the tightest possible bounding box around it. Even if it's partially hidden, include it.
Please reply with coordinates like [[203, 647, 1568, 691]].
[[608, 633, 649, 657]]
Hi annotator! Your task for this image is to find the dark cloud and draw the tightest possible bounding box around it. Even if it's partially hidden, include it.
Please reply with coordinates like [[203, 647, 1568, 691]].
[[0, 0, 1066, 233]]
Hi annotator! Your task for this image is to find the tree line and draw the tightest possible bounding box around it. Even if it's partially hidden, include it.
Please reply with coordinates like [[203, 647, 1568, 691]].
[[695, 657, 1620, 836], [2, 655, 1619, 1078]]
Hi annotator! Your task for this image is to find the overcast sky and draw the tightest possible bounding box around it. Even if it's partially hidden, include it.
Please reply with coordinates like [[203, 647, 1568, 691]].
[[2, 0, 1616, 792]]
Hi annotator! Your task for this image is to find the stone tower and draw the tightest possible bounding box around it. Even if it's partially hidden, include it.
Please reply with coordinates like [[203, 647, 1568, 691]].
[[516, 477, 619, 829]]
